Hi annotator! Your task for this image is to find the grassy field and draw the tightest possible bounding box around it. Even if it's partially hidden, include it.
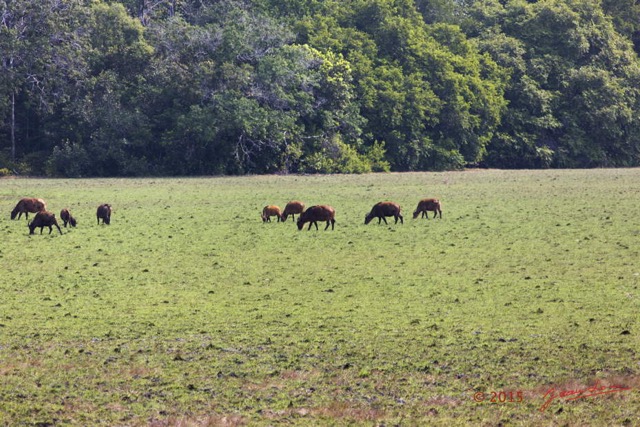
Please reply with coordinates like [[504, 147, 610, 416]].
[[0, 169, 639, 426]]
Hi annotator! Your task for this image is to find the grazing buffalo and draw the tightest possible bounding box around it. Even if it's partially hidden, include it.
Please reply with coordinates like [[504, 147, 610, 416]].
[[11, 198, 47, 220], [413, 198, 442, 219], [97, 204, 112, 225], [365, 201, 403, 225], [282, 201, 305, 222], [262, 205, 283, 222], [60, 208, 77, 227], [297, 205, 336, 231], [28, 211, 62, 235]]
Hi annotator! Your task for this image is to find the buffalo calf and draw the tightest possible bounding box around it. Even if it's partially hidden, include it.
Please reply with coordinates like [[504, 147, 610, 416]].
[[262, 205, 283, 222], [29, 211, 62, 235], [365, 201, 403, 225], [60, 208, 77, 227], [282, 201, 305, 222], [413, 198, 442, 219], [97, 204, 112, 225]]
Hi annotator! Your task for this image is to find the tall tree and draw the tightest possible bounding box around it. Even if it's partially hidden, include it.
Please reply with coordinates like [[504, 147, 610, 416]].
[[297, 0, 507, 170], [466, 0, 640, 168], [47, 1, 155, 176], [1, 0, 86, 167], [142, 1, 374, 175], [601, 0, 640, 55]]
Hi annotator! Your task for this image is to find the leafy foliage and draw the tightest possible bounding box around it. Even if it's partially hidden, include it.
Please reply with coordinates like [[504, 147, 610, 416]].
[[2, 0, 640, 175], [466, 0, 640, 168]]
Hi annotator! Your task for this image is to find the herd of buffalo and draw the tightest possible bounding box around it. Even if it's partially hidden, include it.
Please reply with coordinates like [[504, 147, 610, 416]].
[[9, 197, 111, 235], [263, 198, 442, 230], [9, 196, 442, 235]]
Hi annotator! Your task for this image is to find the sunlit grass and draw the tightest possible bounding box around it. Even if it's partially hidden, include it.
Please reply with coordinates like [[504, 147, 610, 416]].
[[0, 170, 639, 425]]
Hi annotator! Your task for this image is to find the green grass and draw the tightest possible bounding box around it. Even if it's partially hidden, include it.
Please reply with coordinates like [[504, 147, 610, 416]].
[[0, 170, 639, 426]]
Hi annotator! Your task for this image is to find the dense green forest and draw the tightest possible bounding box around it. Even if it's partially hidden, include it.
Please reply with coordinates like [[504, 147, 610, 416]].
[[2, 0, 640, 176]]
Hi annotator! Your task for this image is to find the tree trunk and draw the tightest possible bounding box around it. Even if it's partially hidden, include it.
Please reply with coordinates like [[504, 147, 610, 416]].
[[11, 90, 16, 163]]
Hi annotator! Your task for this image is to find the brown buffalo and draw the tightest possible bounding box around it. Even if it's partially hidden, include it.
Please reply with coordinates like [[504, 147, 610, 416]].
[[11, 198, 47, 220], [262, 205, 283, 222], [413, 198, 442, 219], [297, 205, 336, 231], [365, 201, 403, 225], [97, 204, 112, 225], [282, 201, 305, 222], [28, 211, 62, 235], [60, 208, 77, 227]]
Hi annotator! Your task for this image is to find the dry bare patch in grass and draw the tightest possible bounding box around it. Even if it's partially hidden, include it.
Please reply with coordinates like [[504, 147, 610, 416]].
[[260, 402, 387, 423], [148, 414, 248, 427], [312, 402, 388, 422], [423, 394, 464, 407]]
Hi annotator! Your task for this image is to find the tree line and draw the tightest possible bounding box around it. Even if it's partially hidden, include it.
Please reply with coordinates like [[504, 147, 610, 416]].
[[2, 0, 640, 177]]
